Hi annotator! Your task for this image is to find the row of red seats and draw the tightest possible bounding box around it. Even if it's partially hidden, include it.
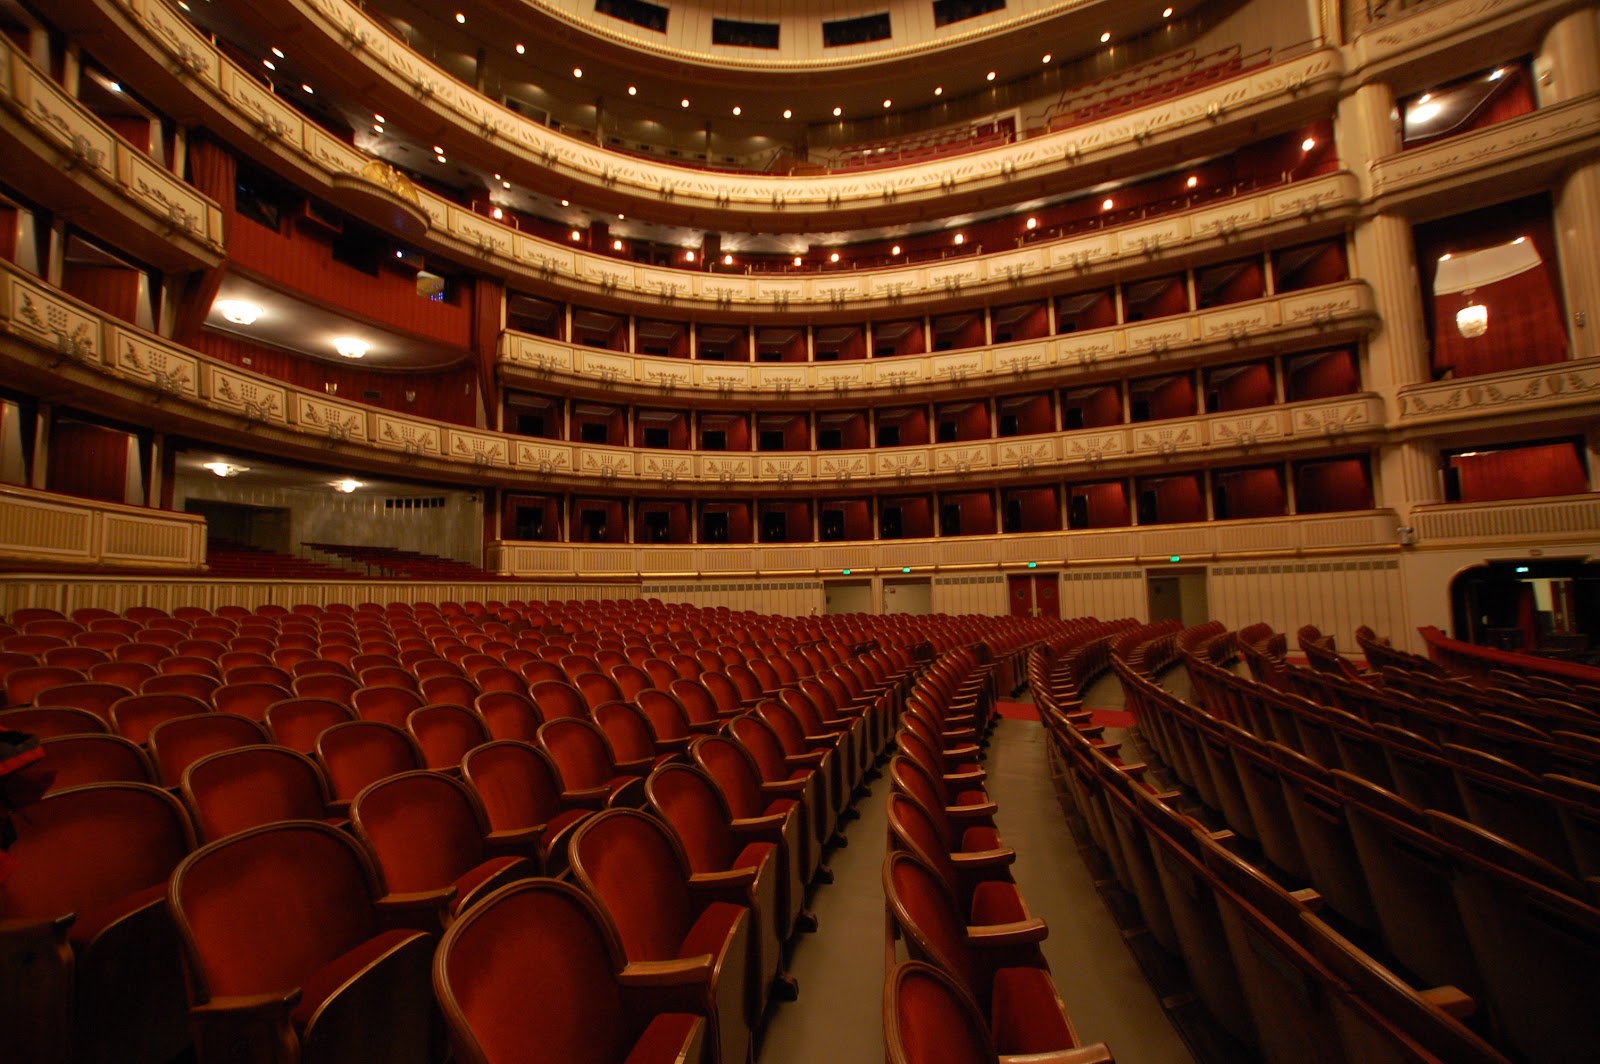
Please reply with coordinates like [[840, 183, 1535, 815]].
[[1100, 624, 1597, 1064], [883, 647, 1116, 1062]]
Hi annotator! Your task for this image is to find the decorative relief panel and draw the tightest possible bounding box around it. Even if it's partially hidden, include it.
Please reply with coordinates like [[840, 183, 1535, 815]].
[[1132, 423, 1202, 458], [699, 365, 753, 392], [1049, 234, 1115, 271], [513, 441, 574, 474], [876, 450, 929, 479], [756, 366, 807, 393], [1192, 199, 1263, 239], [1116, 218, 1190, 256], [18, 63, 114, 177], [293, 394, 368, 444], [639, 452, 693, 483], [1126, 319, 1194, 355], [1290, 397, 1380, 438], [935, 445, 991, 475], [578, 349, 636, 386], [5, 276, 100, 363], [1055, 331, 1123, 368], [204, 366, 287, 424], [128, 0, 220, 90], [926, 261, 982, 293], [120, 150, 212, 241], [1279, 282, 1373, 328], [1398, 358, 1600, 422], [1061, 431, 1129, 468], [373, 414, 442, 457], [111, 328, 198, 400], [930, 351, 986, 384], [993, 343, 1053, 376], [641, 360, 693, 392], [448, 207, 512, 259], [700, 455, 754, 483], [1209, 412, 1284, 451], [815, 363, 873, 395], [758, 456, 812, 484], [447, 429, 510, 469], [579, 446, 634, 480], [1198, 302, 1278, 344], [504, 336, 574, 373], [754, 279, 805, 308], [997, 438, 1058, 471], [816, 453, 871, 482], [218, 64, 305, 144], [514, 235, 576, 277]]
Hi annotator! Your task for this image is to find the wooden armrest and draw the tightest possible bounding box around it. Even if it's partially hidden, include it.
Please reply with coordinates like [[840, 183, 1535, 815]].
[[966, 918, 1049, 948], [1419, 985, 1476, 1020], [485, 826, 546, 853], [1000, 1043, 1116, 1064], [191, 989, 300, 1019], [618, 956, 715, 988], [374, 887, 458, 914], [950, 847, 1016, 870], [1289, 888, 1323, 910]]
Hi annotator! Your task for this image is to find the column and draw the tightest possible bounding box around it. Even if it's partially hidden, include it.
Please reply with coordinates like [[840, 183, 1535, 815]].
[[1542, 9, 1600, 360], [30, 403, 50, 489], [1376, 439, 1442, 527], [1351, 212, 1431, 391]]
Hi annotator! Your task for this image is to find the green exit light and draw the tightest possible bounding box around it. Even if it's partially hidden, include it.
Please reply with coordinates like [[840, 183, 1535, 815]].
[[842, 568, 851, 575], [1169, 555, 1182, 563], [901, 567, 911, 574], [1027, 562, 1038, 569]]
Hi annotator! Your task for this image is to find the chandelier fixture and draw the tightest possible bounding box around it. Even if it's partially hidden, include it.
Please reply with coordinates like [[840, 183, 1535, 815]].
[[1456, 291, 1488, 338]]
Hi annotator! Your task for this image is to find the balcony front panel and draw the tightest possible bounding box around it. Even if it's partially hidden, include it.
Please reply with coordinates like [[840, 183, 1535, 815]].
[[1411, 493, 1600, 544], [0, 485, 206, 570], [1397, 356, 1600, 426]]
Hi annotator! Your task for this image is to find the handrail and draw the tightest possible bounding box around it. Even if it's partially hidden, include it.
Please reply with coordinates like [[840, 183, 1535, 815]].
[[1417, 625, 1600, 683]]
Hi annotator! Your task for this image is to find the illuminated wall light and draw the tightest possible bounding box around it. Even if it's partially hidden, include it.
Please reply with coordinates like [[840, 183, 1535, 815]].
[[612, 239, 624, 251], [455, 12, 465, 23], [1438, 252, 1453, 262], [1101, 197, 1114, 210], [1456, 301, 1488, 337], [502, 180, 510, 189], [491, 207, 504, 220], [263, 59, 276, 70], [1025, 217, 1038, 230], [435, 155, 447, 164], [1409, 101, 1442, 123], [109, 82, 122, 92], [1186, 175, 1198, 188], [832, 106, 842, 116], [628, 85, 637, 95], [1043, 53, 1052, 63], [569, 230, 582, 241], [617, 213, 625, 220], [272, 47, 285, 58], [178, 1, 189, 10], [1489, 68, 1505, 80], [723, 254, 734, 266], [934, 86, 943, 96], [1302, 136, 1317, 151], [333, 337, 369, 359], [202, 462, 248, 477], [515, 43, 525, 54], [572, 67, 583, 78], [883, 99, 892, 108], [372, 123, 383, 133], [333, 479, 363, 494], [1163, 6, 1173, 16], [1100, 31, 1111, 42], [985, 71, 996, 81], [301, 84, 314, 94], [685, 251, 695, 262], [829, 252, 840, 263], [782, 108, 792, 119], [681, 98, 691, 108], [891, 245, 901, 255], [795, 256, 805, 267], [560, 199, 569, 207], [374, 114, 385, 123], [1514, 236, 1527, 244], [433, 146, 444, 155], [732, 106, 742, 116], [952, 233, 965, 245], [216, 300, 262, 325]]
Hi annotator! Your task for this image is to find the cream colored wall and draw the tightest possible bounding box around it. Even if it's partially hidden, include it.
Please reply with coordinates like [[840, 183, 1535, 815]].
[[1058, 567, 1146, 622], [1398, 539, 1600, 649], [931, 574, 1010, 616], [639, 578, 826, 616], [1208, 556, 1405, 655]]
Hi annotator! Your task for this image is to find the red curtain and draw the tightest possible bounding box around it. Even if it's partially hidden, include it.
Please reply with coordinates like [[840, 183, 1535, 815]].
[[1211, 363, 1275, 411], [1287, 349, 1358, 401], [192, 331, 478, 425], [1455, 443, 1588, 502], [1217, 467, 1286, 519], [62, 264, 140, 324], [1296, 458, 1373, 513], [1081, 482, 1130, 527], [186, 136, 237, 214], [48, 420, 132, 504], [0, 203, 17, 263]]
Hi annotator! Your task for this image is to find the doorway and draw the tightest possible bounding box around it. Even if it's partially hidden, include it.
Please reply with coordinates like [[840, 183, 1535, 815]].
[[1008, 573, 1061, 618], [883, 578, 933, 616], [1146, 568, 1209, 627], [824, 580, 873, 615]]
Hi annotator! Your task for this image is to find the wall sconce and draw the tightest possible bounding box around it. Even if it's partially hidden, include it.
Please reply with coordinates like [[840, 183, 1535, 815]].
[[404, 390, 417, 403], [331, 478, 362, 493], [201, 461, 248, 477], [324, 382, 338, 394], [334, 337, 369, 359]]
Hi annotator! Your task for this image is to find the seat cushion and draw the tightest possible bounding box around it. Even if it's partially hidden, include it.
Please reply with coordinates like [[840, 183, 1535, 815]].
[[290, 929, 421, 1030], [623, 1013, 703, 1064], [989, 966, 1074, 1056]]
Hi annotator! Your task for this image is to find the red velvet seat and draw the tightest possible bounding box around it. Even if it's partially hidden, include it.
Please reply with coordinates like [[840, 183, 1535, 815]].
[[88, 659, 157, 689], [0, 782, 194, 1064], [575, 671, 625, 712], [315, 719, 425, 812], [594, 700, 681, 775], [351, 683, 425, 726], [4, 665, 86, 707], [462, 740, 592, 875], [350, 770, 537, 931], [290, 671, 361, 705], [222, 663, 292, 687], [0, 704, 110, 737], [140, 671, 221, 701], [756, 700, 846, 839], [472, 665, 525, 694], [147, 712, 271, 788], [407, 703, 491, 771], [433, 879, 708, 1064], [157, 655, 222, 679], [473, 689, 544, 742], [884, 850, 1081, 1058], [110, 692, 213, 746], [421, 673, 480, 708], [888, 756, 1010, 862], [212, 681, 292, 721], [537, 717, 647, 808], [570, 809, 754, 1064], [40, 732, 155, 790], [609, 663, 654, 700], [168, 821, 436, 1064], [529, 678, 591, 721], [646, 763, 792, 1019], [114, 642, 172, 665], [727, 712, 834, 849], [42, 645, 109, 670], [887, 792, 1025, 927], [181, 745, 339, 842], [670, 676, 729, 730], [358, 665, 420, 692], [692, 732, 819, 889], [781, 686, 867, 792], [635, 689, 697, 753], [264, 697, 357, 753]]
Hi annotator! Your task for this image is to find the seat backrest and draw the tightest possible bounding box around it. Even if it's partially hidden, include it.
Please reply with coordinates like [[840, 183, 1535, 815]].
[[351, 770, 489, 894], [434, 879, 649, 1064], [882, 851, 988, 1008], [407, 704, 491, 770], [474, 690, 543, 742], [158, 656, 221, 679], [168, 821, 379, 1002], [884, 961, 996, 1064], [592, 701, 659, 763], [669, 677, 724, 727], [181, 745, 332, 842], [529, 680, 590, 721], [472, 665, 525, 694], [725, 714, 792, 784], [645, 763, 739, 873], [642, 658, 679, 691], [316, 719, 424, 803], [754, 701, 810, 756], [148, 713, 271, 788], [0, 705, 109, 737], [569, 809, 696, 960], [211, 682, 292, 722], [358, 665, 419, 692], [462, 740, 567, 833], [690, 734, 769, 819], [635, 689, 693, 744], [574, 672, 624, 712], [88, 660, 156, 689], [352, 684, 425, 727], [886, 793, 965, 892], [109, 692, 213, 745], [291, 672, 361, 705], [608, 664, 653, 702], [421, 674, 481, 708], [0, 782, 192, 922], [264, 697, 357, 753], [5, 665, 87, 707], [537, 717, 619, 789], [40, 733, 154, 790]]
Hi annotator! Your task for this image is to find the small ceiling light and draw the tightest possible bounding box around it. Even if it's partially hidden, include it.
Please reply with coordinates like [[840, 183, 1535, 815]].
[[263, 59, 276, 70], [617, 213, 625, 220], [986, 71, 996, 81], [1101, 197, 1114, 210], [612, 239, 623, 251], [202, 462, 248, 477], [178, 1, 189, 9], [833, 106, 842, 116], [953, 233, 965, 245], [1163, 6, 1173, 16], [829, 252, 840, 262], [1438, 253, 1453, 262], [891, 244, 902, 255], [572, 67, 583, 78], [782, 108, 792, 118], [627, 85, 637, 95], [1186, 175, 1198, 188], [491, 207, 504, 220], [681, 98, 690, 108], [374, 114, 385, 123], [372, 123, 383, 133], [433, 146, 444, 154], [1514, 236, 1527, 244], [515, 43, 525, 54], [797, 256, 806, 266], [1409, 100, 1442, 123], [1417, 93, 1432, 105], [1489, 68, 1505, 81], [494, 173, 502, 180], [570, 229, 582, 241], [934, 86, 943, 96], [560, 199, 570, 206], [454, 12, 465, 22], [1100, 31, 1111, 42], [1042, 53, 1052, 63], [723, 254, 734, 266], [271, 46, 285, 58], [883, 99, 892, 108], [1025, 217, 1038, 229], [732, 106, 742, 116], [109, 82, 122, 92], [435, 155, 447, 164], [216, 300, 262, 325], [685, 250, 695, 262], [334, 337, 369, 359], [301, 83, 314, 94], [1302, 136, 1317, 151], [332, 479, 362, 494]]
